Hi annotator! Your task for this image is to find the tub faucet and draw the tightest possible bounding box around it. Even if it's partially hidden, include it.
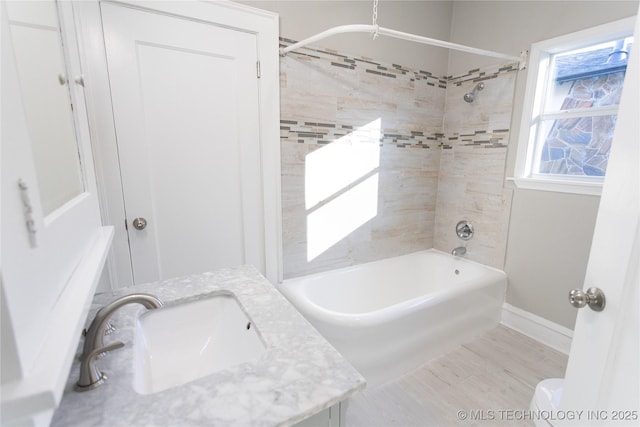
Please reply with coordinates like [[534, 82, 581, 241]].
[[76, 293, 164, 391], [451, 246, 466, 256]]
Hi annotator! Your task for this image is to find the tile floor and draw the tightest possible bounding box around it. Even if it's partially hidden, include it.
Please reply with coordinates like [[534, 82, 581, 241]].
[[343, 325, 568, 426]]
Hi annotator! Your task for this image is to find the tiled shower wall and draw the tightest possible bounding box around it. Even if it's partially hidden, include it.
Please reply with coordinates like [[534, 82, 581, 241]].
[[434, 66, 518, 269], [280, 40, 445, 278], [280, 39, 518, 278]]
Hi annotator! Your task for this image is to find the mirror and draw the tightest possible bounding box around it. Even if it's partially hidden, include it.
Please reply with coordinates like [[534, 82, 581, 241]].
[[7, 0, 84, 216]]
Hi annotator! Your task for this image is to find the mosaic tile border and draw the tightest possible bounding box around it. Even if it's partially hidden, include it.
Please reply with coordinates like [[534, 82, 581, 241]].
[[280, 38, 447, 88], [279, 121, 510, 150], [280, 37, 519, 88], [448, 63, 520, 86], [280, 119, 444, 149], [280, 38, 514, 150], [445, 129, 510, 148]]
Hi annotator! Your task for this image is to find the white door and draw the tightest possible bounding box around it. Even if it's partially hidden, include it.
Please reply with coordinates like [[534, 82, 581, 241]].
[[560, 10, 639, 421], [101, 3, 265, 285]]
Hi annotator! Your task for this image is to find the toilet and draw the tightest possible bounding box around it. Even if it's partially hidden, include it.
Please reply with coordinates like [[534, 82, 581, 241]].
[[530, 378, 564, 427]]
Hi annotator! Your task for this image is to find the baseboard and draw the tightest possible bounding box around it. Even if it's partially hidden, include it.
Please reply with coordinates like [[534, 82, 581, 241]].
[[501, 303, 573, 355]]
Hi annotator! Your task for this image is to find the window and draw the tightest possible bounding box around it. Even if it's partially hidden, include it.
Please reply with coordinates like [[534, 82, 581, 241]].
[[513, 17, 635, 195]]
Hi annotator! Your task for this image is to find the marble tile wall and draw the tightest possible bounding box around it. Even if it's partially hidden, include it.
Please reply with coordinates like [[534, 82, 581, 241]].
[[433, 65, 519, 269], [280, 39, 445, 279], [280, 37, 518, 277]]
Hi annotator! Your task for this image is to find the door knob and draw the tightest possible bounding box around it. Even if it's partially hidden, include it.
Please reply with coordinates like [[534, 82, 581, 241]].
[[132, 217, 147, 230], [568, 287, 605, 312]]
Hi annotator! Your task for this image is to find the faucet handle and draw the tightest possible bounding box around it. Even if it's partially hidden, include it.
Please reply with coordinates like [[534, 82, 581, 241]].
[[104, 321, 116, 335], [76, 341, 125, 391], [90, 340, 125, 359], [82, 321, 116, 338]]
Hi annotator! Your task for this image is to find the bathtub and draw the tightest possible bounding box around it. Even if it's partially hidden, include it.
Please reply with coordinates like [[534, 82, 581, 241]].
[[277, 249, 507, 387]]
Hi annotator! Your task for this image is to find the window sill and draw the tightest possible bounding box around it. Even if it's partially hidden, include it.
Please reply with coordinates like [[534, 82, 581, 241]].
[[507, 177, 602, 196]]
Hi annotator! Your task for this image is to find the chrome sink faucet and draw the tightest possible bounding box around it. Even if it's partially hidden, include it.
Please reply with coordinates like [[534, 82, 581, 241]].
[[76, 293, 164, 391]]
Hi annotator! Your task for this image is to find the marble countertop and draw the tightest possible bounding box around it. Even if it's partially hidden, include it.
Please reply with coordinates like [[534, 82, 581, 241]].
[[51, 266, 366, 427]]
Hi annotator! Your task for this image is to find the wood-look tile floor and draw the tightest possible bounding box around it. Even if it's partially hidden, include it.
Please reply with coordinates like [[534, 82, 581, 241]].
[[343, 325, 568, 427]]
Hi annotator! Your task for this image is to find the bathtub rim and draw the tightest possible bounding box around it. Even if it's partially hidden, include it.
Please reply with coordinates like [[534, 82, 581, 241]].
[[277, 249, 507, 328]]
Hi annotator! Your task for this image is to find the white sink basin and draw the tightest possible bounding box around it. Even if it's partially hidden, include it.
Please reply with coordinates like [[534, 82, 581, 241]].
[[133, 293, 266, 394]]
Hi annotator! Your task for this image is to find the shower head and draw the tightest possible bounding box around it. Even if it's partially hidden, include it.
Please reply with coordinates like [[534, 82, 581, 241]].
[[463, 82, 485, 103]]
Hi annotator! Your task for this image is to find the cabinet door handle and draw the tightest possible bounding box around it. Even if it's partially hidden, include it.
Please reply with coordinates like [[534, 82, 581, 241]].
[[18, 179, 38, 248]]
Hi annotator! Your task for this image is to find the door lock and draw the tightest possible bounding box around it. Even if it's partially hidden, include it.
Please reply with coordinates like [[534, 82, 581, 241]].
[[568, 287, 606, 312], [132, 217, 147, 231]]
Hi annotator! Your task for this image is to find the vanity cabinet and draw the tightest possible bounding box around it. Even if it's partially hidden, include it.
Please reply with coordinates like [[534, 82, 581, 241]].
[[1, 1, 112, 425], [50, 267, 365, 426], [294, 403, 346, 427]]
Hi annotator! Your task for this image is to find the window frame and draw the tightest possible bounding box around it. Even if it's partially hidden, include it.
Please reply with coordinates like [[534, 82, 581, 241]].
[[512, 17, 636, 196]]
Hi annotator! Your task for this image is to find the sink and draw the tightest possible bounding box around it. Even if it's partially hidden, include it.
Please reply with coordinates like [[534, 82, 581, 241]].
[[132, 292, 266, 394]]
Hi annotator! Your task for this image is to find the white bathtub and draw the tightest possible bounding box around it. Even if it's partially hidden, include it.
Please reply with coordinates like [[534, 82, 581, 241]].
[[278, 249, 507, 387]]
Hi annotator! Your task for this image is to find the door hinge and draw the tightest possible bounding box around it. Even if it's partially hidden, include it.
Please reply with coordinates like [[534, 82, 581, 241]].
[[256, 61, 261, 79], [124, 218, 128, 231]]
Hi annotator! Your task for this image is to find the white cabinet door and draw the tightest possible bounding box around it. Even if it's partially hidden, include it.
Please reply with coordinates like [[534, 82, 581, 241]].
[[101, 3, 265, 284], [2, 2, 112, 423], [2, 0, 103, 374]]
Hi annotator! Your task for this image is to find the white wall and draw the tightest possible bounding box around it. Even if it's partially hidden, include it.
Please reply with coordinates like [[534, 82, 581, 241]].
[[448, 1, 638, 76], [506, 190, 600, 328], [238, 0, 453, 75], [449, 1, 638, 329]]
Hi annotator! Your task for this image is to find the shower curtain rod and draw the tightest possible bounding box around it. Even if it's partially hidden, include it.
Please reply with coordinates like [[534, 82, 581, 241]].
[[280, 24, 526, 69]]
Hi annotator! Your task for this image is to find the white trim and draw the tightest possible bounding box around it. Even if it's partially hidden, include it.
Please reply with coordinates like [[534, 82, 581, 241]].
[[513, 16, 636, 193], [540, 105, 619, 121], [76, 1, 134, 290], [530, 17, 636, 55], [507, 177, 603, 196], [501, 303, 574, 355]]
